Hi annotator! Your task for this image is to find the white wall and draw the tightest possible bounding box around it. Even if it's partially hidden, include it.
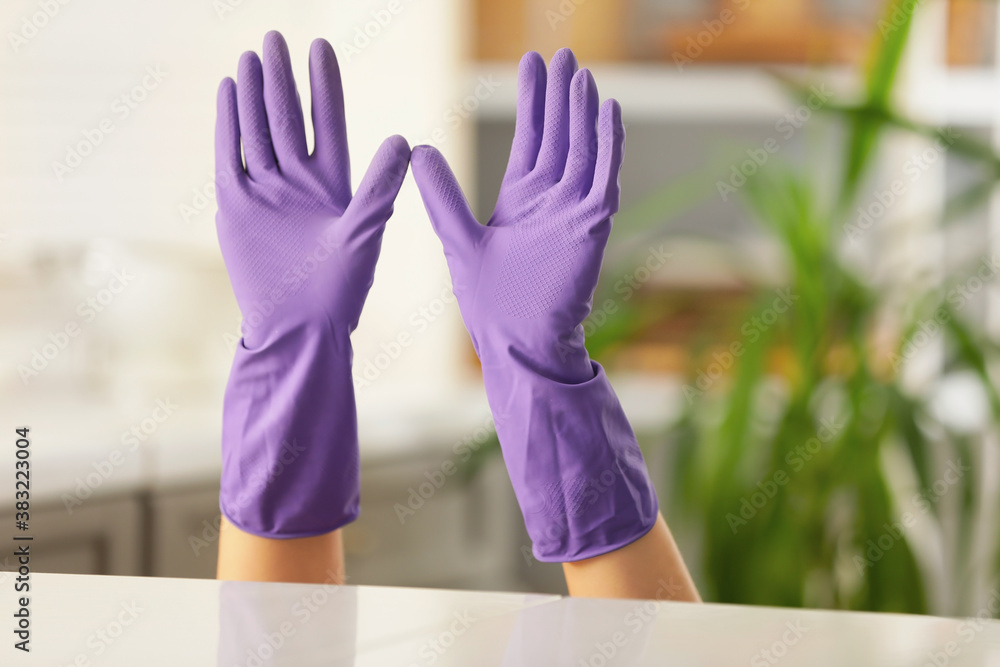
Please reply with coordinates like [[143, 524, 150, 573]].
[[0, 0, 480, 494]]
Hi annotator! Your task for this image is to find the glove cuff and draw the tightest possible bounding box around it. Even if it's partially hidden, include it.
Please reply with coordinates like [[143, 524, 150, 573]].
[[482, 357, 659, 562], [220, 322, 359, 538]]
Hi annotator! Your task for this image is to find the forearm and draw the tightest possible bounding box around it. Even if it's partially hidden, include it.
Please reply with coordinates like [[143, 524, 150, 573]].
[[489, 359, 699, 599], [216, 329, 358, 581], [562, 513, 700, 601], [482, 345, 698, 598], [216, 516, 346, 584]]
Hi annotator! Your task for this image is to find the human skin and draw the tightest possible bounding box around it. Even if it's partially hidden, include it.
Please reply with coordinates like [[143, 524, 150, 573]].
[[217, 517, 345, 584], [562, 514, 701, 601]]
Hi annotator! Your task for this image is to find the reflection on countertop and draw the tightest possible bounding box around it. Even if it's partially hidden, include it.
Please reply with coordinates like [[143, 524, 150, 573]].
[[6, 573, 1000, 666]]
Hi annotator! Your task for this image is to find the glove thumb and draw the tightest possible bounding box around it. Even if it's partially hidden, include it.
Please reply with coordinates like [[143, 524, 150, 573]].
[[410, 145, 484, 262], [342, 134, 411, 247]]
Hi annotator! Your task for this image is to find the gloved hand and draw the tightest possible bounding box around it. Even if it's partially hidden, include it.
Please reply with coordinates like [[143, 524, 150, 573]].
[[410, 49, 658, 562], [215, 31, 409, 537]]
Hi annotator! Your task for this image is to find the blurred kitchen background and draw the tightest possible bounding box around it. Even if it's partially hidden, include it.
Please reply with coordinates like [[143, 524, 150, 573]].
[[2, 0, 1000, 618]]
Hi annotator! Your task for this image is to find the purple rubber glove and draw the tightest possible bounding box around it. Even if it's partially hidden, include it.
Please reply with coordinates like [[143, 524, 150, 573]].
[[215, 31, 409, 537], [410, 49, 658, 562]]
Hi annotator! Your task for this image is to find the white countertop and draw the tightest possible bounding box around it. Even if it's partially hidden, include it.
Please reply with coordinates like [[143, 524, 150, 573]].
[[3, 573, 999, 666]]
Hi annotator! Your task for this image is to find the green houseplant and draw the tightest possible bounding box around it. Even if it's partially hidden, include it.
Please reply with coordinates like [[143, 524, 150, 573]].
[[663, 0, 1000, 614]]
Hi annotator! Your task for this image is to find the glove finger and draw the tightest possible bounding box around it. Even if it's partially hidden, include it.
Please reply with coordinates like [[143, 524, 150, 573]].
[[237, 51, 277, 179], [502, 51, 546, 182], [411, 145, 484, 260], [308, 38, 352, 205], [559, 68, 599, 193], [532, 48, 577, 183], [342, 135, 411, 247], [586, 98, 625, 220], [262, 31, 309, 168], [215, 77, 247, 188]]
